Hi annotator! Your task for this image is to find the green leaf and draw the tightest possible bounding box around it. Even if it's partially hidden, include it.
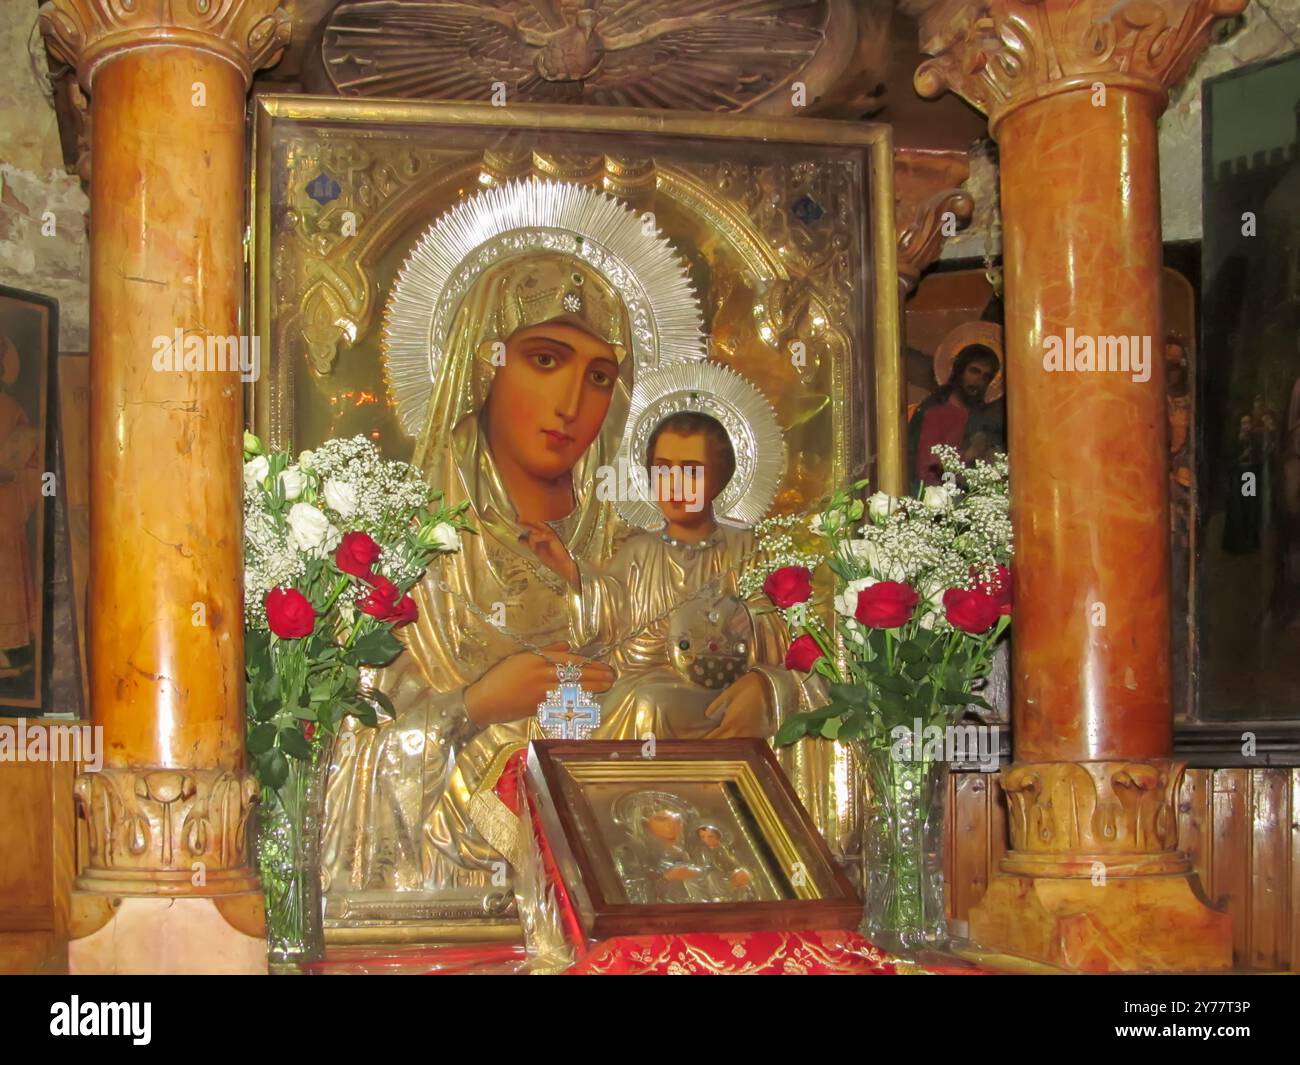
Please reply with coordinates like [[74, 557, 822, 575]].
[[246, 630, 271, 677], [872, 673, 915, 696], [774, 715, 809, 746], [247, 722, 277, 755], [896, 641, 924, 665], [875, 692, 915, 730], [279, 727, 311, 761], [347, 700, 379, 728], [290, 704, 318, 721], [348, 629, 404, 667], [366, 687, 396, 718], [938, 687, 974, 706], [836, 715, 868, 741], [263, 748, 289, 790], [820, 717, 842, 740], [827, 683, 870, 708]]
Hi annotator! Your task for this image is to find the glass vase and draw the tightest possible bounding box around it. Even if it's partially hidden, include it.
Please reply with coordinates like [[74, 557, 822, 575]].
[[858, 743, 950, 955], [256, 737, 329, 967]]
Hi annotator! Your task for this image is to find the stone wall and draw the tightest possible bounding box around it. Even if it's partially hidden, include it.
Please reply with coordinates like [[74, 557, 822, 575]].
[[0, 5, 88, 718], [0, 4, 88, 348]]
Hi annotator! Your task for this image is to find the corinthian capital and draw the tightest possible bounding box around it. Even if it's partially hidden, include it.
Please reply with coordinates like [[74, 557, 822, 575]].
[[40, 0, 291, 89], [910, 0, 1248, 133]]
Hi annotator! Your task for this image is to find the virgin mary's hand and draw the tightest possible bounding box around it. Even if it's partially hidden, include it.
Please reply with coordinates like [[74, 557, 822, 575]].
[[702, 670, 777, 739], [464, 642, 615, 727]]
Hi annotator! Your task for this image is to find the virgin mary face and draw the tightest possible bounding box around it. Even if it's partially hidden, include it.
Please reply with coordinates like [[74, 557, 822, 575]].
[[484, 320, 620, 482]]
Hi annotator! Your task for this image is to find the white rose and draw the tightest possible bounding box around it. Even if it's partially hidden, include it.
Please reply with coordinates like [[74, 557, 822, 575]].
[[835, 576, 877, 617], [279, 466, 306, 501], [287, 502, 337, 556], [323, 478, 357, 518], [429, 522, 460, 552], [243, 455, 269, 493], [298, 449, 315, 470], [922, 484, 954, 512], [866, 491, 895, 523]]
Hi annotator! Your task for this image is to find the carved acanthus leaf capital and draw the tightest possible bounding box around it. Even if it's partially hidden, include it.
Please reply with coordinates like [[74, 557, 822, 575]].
[[74, 767, 261, 895], [39, 0, 291, 90], [910, 0, 1248, 133], [999, 759, 1190, 877]]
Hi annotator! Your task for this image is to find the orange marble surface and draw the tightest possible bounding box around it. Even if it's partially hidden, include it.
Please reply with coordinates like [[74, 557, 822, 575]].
[[1000, 88, 1172, 763], [88, 47, 247, 772]]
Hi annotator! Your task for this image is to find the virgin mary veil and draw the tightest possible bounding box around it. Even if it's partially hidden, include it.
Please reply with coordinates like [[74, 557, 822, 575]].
[[321, 252, 635, 907]]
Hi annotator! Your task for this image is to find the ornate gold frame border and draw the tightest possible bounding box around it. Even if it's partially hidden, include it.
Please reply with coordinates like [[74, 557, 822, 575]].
[[247, 95, 904, 496]]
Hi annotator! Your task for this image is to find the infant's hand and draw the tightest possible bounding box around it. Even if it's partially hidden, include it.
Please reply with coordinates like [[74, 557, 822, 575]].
[[521, 521, 579, 588]]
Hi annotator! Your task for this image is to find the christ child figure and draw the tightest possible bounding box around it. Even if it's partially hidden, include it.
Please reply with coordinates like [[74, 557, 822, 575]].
[[524, 411, 785, 740]]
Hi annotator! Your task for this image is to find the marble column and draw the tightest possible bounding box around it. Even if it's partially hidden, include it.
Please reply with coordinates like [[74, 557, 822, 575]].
[[39, 0, 289, 974], [914, 0, 1243, 971]]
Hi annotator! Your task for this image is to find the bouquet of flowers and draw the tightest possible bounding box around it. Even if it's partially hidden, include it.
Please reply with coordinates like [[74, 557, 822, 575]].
[[745, 446, 1013, 751], [242, 431, 472, 797], [743, 445, 1012, 951]]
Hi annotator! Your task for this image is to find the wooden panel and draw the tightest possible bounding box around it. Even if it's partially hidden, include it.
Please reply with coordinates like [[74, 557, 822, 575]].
[[1177, 769, 1214, 905], [1211, 768, 1251, 963], [946, 766, 1300, 971], [0, 932, 59, 975], [0, 757, 54, 921], [0, 720, 80, 973], [1292, 771, 1300, 970], [946, 772, 992, 922], [1248, 769, 1289, 969]]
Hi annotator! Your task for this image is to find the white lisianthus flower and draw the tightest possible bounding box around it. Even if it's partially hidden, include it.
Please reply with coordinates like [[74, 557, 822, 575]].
[[835, 576, 877, 617], [922, 484, 955, 512], [866, 491, 895, 523], [243, 430, 264, 457], [279, 466, 306, 501], [429, 521, 461, 552], [919, 576, 948, 607], [845, 540, 909, 582], [298, 449, 315, 470], [287, 502, 337, 556], [243, 455, 270, 493], [323, 478, 358, 518], [809, 512, 825, 536]]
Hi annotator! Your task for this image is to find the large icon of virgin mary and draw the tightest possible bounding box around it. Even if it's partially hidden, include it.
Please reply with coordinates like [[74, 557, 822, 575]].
[[321, 181, 804, 925]]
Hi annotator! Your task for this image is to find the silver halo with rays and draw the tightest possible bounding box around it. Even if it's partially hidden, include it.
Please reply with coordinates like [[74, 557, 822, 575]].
[[615, 362, 787, 530], [382, 178, 706, 437]]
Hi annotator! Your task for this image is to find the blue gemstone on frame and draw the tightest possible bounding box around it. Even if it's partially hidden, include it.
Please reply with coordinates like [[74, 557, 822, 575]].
[[307, 172, 342, 206], [790, 194, 824, 225]]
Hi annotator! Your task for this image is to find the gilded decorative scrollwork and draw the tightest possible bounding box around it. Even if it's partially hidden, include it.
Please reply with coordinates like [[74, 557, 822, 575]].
[[75, 767, 260, 894], [999, 760, 1186, 865], [909, 0, 1249, 132], [39, 0, 292, 87]]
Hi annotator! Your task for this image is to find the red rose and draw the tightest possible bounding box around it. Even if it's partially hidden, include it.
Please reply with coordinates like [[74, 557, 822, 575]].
[[388, 594, 418, 627], [265, 587, 315, 639], [784, 633, 824, 672], [336, 531, 382, 582], [943, 587, 1002, 634], [356, 578, 418, 626], [855, 581, 918, 629], [764, 566, 814, 608], [975, 564, 1013, 616], [302, 721, 317, 742], [356, 576, 399, 620]]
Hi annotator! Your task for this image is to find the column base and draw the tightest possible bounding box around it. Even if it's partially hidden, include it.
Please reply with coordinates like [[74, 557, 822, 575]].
[[68, 892, 267, 974], [968, 873, 1231, 973]]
